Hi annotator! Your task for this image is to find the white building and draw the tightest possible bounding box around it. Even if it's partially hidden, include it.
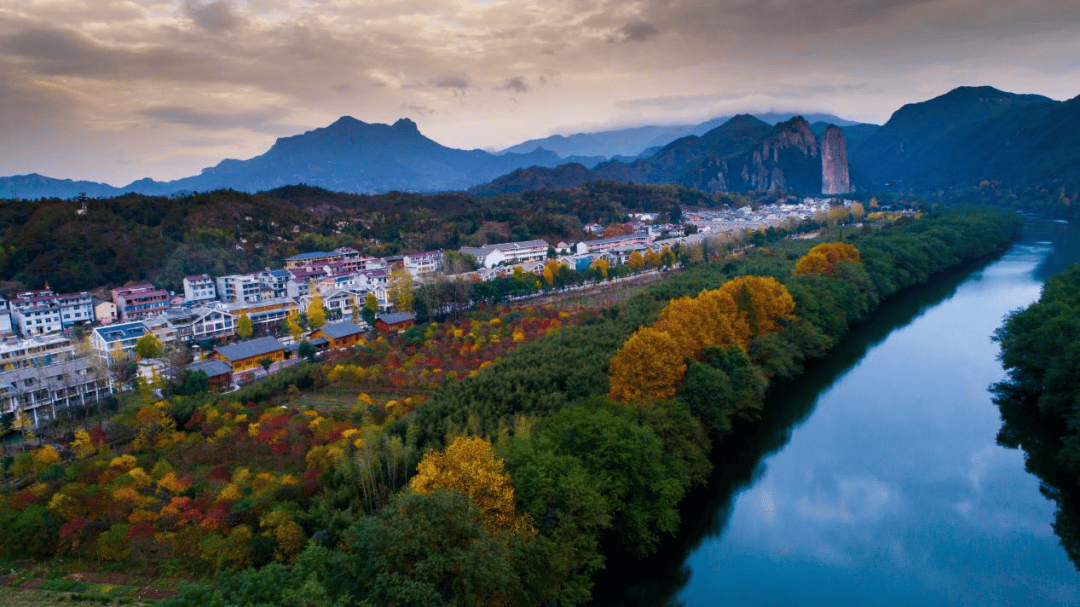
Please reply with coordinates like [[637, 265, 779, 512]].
[[0, 358, 113, 428], [183, 274, 217, 302], [459, 239, 549, 269], [0, 335, 77, 371], [216, 274, 263, 304], [90, 322, 150, 361]]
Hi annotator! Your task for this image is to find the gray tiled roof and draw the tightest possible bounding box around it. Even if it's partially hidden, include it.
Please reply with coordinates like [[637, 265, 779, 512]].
[[213, 336, 285, 361], [377, 312, 416, 325], [185, 360, 233, 378], [318, 321, 365, 339]]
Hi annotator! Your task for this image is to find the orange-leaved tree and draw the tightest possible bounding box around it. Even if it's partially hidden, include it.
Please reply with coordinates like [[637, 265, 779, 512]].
[[793, 242, 861, 277], [409, 436, 534, 538], [608, 326, 687, 403], [717, 275, 796, 337]]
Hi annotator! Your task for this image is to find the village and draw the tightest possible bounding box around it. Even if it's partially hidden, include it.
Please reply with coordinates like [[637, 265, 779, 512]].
[[0, 198, 855, 429]]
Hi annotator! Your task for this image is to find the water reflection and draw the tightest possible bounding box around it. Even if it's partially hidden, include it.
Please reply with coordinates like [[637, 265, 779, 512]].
[[597, 220, 1080, 606]]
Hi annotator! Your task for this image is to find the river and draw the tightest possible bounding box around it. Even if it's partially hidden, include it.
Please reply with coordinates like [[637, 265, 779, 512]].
[[604, 219, 1080, 606]]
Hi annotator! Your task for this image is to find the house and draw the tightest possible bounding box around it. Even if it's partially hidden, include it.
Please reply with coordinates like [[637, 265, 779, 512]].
[[0, 358, 113, 428], [302, 289, 356, 319], [183, 274, 217, 302], [161, 307, 237, 342], [227, 299, 299, 329], [90, 322, 149, 360], [404, 250, 443, 277], [210, 336, 287, 373], [112, 284, 170, 321], [459, 239, 549, 269], [216, 274, 262, 304], [0, 335, 76, 371], [375, 312, 415, 333], [311, 320, 366, 349], [184, 359, 233, 392], [580, 232, 652, 255], [8, 290, 94, 336], [94, 299, 117, 325], [284, 251, 342, 270]]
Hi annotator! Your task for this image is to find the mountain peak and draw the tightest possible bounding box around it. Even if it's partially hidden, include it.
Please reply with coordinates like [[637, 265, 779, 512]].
[[392, 117, 419, 133], [328, 115, 365, 129]]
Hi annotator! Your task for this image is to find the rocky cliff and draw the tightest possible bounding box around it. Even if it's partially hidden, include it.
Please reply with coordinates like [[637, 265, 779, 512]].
[[821, 125, 852, 194]]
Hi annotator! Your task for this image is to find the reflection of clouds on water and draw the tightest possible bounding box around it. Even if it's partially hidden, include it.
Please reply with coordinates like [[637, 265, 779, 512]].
[[795, 476, 897, 525]]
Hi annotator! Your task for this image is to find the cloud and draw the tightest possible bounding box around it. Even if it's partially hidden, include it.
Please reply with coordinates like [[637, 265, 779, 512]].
[[332, 83, 353, 93], [134, 106, 291, 131], [495, 76, 530, 93], [400, 103, 435, 116], [613, 20, 659, 43], [431, 73, 470, 93], [183, 1, 245, 33]]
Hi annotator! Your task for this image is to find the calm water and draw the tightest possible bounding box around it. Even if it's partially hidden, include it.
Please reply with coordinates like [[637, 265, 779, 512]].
[[608, 219, 1080, 606]]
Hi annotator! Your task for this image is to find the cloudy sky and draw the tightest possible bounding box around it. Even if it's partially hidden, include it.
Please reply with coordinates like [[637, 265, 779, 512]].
[[2, 0, 1079, 185]]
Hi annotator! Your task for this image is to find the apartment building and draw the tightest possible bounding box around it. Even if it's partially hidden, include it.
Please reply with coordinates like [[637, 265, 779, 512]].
[[112, 284, 170, 322]]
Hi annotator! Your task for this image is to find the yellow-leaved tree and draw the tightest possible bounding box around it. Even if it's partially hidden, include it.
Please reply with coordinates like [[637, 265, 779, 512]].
[[792, 242, 861, 277], [306, 296, 326, 329], [608, 326, 687, 403], [409, 436, 534, 538], [718, 275, 796, 337]]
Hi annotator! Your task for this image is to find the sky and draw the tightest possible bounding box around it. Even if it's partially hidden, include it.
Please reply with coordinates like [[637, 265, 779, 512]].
[[2, 0, 1079, 186]]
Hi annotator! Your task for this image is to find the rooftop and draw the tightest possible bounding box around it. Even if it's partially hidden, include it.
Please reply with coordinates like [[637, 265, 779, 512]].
[[318, 320, 365, 339], [213, 337, 286, 362]]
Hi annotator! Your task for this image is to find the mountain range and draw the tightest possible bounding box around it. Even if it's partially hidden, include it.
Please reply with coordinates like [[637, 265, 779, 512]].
[[2, 85, 1078, 200], [471, 115, 852, 196], [497, 112, 861, 158]]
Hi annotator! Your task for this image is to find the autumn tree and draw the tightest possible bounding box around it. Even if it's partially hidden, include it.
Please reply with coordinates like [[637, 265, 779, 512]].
[[718, 275, 796, 337], [134, 333, 163, 360], [307, 296, 326, 329], [590, 257, 610, 279], [627, 250, 645, 272], [237, 312, 253, 339], [388, 268, 414, 312], [409, 435, 533, 537], [542, 259, 560, 286], [602, 223, 634, 238], [659, 246, 676, 268], [608, 327, 687, 403], [644, 248, 661, 269], [793, 242, 861, 277], [286, 310, 304, 341]]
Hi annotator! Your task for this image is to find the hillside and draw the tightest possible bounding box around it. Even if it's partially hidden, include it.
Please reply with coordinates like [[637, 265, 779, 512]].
[[851, 86, 1056, 190], [473, 115, 851, 196]]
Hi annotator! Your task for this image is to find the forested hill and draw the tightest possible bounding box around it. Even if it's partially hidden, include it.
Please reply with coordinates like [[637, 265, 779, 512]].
[[0, 183, 714, 295]]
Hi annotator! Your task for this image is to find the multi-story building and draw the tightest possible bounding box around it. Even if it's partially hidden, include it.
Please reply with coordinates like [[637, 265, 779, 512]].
[[8, 290, 94, 336], [112, 284, 170, 321], [0, 297, 12, 335], [255, 269, 291, 300], [404, 250, 443, 277], [228, 299, 299, 329], [161, 307, 237, 343], [216, 274, 263, 304], [183, 274, 217, 302], [0, 358, 113, 428], [460, 239, 550, 268], [94, 299, 117, 325], [580, 232, 652, 254], [90, 322, 149, 361], [0, 335, 77, 371], [284, 251, 341, 270]]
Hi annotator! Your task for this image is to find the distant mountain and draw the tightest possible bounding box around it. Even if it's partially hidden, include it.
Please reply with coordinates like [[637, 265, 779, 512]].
[[0, 117, 608, 199], [472, 115, 852, 196], [499, 113, 864, 159], [851, 86, 1056, 190]]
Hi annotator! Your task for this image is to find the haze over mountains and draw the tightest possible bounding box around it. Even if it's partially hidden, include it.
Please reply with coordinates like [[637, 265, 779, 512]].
[[1, 86, 1077, 200]]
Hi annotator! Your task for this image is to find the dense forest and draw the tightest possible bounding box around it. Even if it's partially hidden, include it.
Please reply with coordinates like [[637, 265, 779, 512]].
[[0, 206, 1020, 605], [0, 183, 724, 295], [993, 264, 1080, 567]]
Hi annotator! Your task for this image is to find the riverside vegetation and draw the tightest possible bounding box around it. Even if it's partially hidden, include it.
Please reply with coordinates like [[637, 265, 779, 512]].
[[0, 206, 1020, 606], [994, 262, 1080, 569]]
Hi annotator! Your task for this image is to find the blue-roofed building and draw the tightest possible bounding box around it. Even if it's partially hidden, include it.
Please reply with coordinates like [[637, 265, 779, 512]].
[[90, 321, 149, 360]]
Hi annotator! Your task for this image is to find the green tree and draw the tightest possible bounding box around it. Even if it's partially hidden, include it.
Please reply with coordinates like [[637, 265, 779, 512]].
[[363, 292, 378, 326], [134, 332, 164, 359], [237, 312, 253, 339]]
